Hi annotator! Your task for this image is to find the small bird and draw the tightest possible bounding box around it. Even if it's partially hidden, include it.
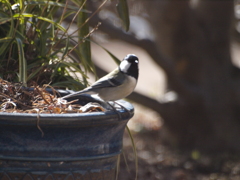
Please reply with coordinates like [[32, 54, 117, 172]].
[[62, 54, 139, 102]]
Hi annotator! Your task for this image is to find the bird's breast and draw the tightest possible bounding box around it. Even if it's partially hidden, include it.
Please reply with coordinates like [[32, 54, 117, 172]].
[[98, 75, 137, 101]]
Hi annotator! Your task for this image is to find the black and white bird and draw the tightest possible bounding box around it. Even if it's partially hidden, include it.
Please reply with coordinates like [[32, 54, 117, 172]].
[[62, 54, 139, 102]]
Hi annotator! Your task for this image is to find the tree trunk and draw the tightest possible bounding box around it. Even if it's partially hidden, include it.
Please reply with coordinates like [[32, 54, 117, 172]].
[[85, 0, 240, 152], [142, 0, 240, 151]]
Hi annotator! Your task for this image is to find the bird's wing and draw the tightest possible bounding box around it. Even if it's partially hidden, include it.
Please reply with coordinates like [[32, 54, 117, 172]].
[[62, 68, 125, 99], [87, 68, 125, 90]]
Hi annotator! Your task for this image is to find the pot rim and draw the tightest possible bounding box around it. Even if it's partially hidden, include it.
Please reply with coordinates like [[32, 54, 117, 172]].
[[0, 89, 134, 126]]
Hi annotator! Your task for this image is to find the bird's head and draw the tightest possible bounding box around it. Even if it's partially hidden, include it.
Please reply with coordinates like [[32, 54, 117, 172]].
[[119, 54, 139, 80]]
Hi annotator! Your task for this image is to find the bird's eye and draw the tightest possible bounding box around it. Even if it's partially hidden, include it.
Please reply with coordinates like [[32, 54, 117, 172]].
[[135, 60, 138, 63]]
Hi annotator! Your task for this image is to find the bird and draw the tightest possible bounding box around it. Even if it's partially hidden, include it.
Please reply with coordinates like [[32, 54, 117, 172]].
[[62, 54, 139, 102]]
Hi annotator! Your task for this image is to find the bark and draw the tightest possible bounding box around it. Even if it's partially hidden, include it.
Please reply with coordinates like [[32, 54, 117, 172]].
[[140, 0, 240, 151]]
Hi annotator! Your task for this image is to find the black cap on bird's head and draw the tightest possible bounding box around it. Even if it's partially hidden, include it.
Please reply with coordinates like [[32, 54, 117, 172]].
[[120, 54, 139, 80], [124, 54, 139, 63]]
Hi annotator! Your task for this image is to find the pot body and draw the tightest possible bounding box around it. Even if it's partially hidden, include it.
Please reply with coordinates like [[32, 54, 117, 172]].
[[0, 92, 134, 180]]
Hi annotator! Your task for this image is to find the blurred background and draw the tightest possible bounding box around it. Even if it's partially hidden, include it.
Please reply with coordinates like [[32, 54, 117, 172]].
[[76, 0, 240, 179]]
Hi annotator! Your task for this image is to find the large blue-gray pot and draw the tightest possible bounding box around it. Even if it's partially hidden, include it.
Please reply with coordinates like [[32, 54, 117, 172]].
[[0, 89, 134, 180]]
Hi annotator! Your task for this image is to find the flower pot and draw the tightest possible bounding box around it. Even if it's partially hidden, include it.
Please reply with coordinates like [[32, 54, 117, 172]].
[[0, 89, 134, 180]]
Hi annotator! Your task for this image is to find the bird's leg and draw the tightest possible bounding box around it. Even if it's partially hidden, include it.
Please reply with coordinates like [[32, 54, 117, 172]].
[[107, 101, 122, 120], [113, 101, 128, 112], [113, 101, 132, 118], [107, 101, 132, 120]]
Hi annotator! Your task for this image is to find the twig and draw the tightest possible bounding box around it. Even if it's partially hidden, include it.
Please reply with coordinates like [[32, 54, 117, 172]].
[[35, 86, 50, 105], [68, 0, 108, 37], [31, 108, 44, 137], [64, 22, 101, 59]]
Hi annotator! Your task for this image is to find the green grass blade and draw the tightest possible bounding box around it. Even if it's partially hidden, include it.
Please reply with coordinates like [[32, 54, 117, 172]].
[[77, 1, 94, 73], [126, 126, 138, 180], [0, 17, 12, 25], [15, 37, 27, 86], [27, 66, 43, 81], [51, 79, 85, 90], [116, 0, 130, 32], [0, 37, 13, 43], [102, 48, 121, 65], [121, 150, 130, 173], [116, 154, 121, 180], [90, 40, 121, 65], [64, 53, 90, 87], [13, 13, 67, 32], [0, 0, 15, 56], [25, 1, 90, 12], [59, 61, 89, 79], [0, 36, 14, 59]]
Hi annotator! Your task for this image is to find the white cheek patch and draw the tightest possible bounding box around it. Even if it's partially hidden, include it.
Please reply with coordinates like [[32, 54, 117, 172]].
[[120, 60, 131, 73]]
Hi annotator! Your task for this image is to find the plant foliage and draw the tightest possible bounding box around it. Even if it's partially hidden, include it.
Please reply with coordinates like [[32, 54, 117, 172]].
[[0, 0, 91, 89], [0, 0, 130, 91]]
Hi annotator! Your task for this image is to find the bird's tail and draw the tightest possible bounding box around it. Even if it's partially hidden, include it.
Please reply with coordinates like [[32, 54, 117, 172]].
[[61, 88, 94, 100]]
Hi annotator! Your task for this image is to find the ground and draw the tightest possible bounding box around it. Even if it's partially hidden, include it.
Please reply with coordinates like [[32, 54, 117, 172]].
[[119, 121, 240, 180]]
